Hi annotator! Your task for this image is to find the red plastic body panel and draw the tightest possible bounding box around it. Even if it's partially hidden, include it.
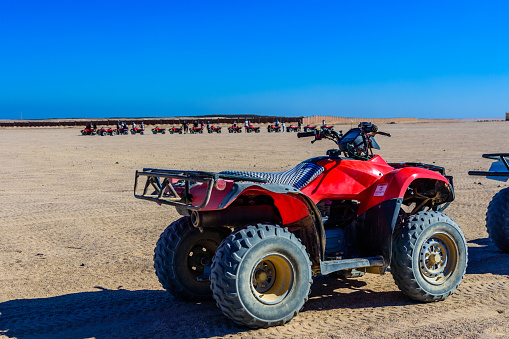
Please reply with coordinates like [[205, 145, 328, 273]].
[[300, 155, 451, 216], [185, 155, 451, 226], [300, 155, 394, 202], [188, 181, 236, 210], [356, 167, 450, 215], [190, 183, 310, 225]]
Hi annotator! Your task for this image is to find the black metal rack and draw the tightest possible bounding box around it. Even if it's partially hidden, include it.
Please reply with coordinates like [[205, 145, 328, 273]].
[[134, 168, 267, 210], [468, 153, 509, 177]]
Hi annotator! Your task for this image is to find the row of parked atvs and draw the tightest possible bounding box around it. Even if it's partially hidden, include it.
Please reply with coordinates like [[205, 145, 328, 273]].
[[81, 124, 338, 135], [81, 127, 144, 136]]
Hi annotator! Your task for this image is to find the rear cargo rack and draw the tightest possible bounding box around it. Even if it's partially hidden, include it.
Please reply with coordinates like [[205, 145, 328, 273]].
[[134, 168, 267, 210], [468, 153, 509, 177]]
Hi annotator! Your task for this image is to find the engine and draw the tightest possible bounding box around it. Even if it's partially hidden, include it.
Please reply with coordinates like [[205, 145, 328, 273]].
[[317, 200, 359, 258]]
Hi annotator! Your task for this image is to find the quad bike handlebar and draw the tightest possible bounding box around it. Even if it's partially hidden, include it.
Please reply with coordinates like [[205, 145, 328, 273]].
[[297, 131, 316, 138], [298, 122, 390, 159]]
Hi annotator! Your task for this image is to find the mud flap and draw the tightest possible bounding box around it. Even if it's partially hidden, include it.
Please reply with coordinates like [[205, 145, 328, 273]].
[[356, 197, 403, 271]]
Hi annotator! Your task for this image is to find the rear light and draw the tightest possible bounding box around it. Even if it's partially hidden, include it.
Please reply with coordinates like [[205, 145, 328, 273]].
[[215, 179, 226, 191]]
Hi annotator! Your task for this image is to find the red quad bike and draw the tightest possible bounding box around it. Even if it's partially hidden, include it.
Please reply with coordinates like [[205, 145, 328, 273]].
[[245, 125, 261, 133], [469, 153, 509, 253], [118, 127, 129, 135], [131, 127, 145, 135], [81, 128, 96, 135], [134, 122, 467, 328], [152, 127, 166, 134], [303, 124, 317, 132], [97, 127, 117, 136], [169, 126, 183, 134], [207, 126, 222, 133], [267, 124, 282, 132], [286, 125, 301, 132], [108, 128, 118, 136], [189, 126, 204, 134], [321, 124, 334, 132], [228, 125, 242, 133]]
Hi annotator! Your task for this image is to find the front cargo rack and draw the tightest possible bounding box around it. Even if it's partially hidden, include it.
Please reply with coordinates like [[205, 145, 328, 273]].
[[134, 168, 267, 210]]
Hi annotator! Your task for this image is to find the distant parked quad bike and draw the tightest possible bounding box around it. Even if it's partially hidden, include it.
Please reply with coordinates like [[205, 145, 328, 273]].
[[189, 127, 204, 134], [469, 153, 509, 252], [286, 125, 301, 132], [134, 122, 467, 328], [267, 124, 281, 132], [321, 124, 334, 132], [96, 127, 107, 136], [245, 125, 260, 133], [228, 125, 242, 133], [169, 126, 183, 134], [152, 127, 166, 134], [97, 127, 117, 136], [81, 128, 96, 135], [131, 127, 145, 135], [118, 127, 129, 135], [207, 126, 222, 133], [303, 124, 317, 132]]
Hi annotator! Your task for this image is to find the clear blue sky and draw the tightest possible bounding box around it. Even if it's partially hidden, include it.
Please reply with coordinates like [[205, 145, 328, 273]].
[[1, 1, 508, 119]]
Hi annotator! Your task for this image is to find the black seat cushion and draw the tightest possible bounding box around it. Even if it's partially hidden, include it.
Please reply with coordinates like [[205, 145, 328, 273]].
[[220, 162, 324, 190]]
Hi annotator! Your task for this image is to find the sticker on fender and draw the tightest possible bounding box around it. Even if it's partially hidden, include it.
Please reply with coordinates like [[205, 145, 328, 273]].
[[373, 183, 388, 197]]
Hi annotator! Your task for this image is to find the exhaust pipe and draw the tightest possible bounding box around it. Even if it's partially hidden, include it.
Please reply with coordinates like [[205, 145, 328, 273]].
[[192, 205, 277, 228]]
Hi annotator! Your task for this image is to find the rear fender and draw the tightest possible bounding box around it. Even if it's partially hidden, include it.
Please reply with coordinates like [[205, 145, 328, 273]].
[[192, 182, 305, 213], [192, 182, 325, 265]]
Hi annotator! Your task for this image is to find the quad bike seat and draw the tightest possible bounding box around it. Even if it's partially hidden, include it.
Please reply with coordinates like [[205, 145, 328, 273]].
[[220, 162, 324, 190]]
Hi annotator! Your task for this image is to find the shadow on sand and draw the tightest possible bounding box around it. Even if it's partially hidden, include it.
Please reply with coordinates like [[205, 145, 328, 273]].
[[467, 238, 509, 275], [1, 239, 507, 338], [0, 281, 410, 339], [0, 288, 235, 339]]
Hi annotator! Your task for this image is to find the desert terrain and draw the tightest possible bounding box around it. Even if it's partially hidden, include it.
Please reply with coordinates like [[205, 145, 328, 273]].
[[1, 121, 509, 338]]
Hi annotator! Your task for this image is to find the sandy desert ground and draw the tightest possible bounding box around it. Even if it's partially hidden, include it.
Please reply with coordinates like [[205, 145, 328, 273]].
[[1, 121, 509, 338]]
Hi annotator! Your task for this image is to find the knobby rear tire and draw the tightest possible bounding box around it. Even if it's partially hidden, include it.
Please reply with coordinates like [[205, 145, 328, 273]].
[[211, 224, 312, 328], [154, 217, 229, 300]]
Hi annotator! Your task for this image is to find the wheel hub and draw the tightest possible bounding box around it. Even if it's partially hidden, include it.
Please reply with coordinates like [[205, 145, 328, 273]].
[[429, 253, 442, 264], [188, 245, 213, 276], [253, 260, 275, 293], [250, 253, 295, 305]]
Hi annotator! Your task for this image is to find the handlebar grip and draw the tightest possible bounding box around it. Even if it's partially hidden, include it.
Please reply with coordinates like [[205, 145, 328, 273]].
[[377, 131, 391, 137], [297, 131, 316, 138]]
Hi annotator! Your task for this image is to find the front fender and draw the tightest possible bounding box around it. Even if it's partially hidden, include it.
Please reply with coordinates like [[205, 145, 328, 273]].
[[357, 167, 451, 216]]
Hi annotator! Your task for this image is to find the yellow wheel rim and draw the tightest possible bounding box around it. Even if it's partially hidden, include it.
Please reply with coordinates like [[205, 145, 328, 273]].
[[250, 253, 294, 305], [419, 232, 458, 285]]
